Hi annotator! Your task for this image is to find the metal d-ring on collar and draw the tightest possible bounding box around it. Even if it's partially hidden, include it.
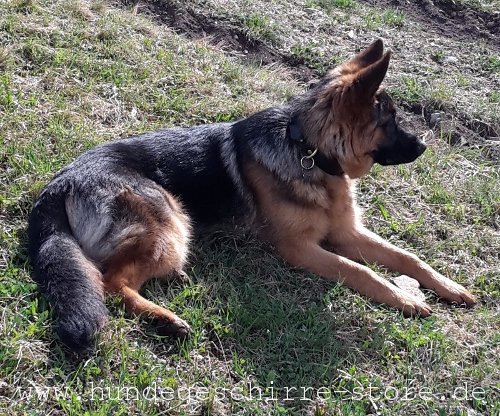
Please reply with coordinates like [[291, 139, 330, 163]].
[[300, 148, 318, 170], [287, 114, 344, 176]]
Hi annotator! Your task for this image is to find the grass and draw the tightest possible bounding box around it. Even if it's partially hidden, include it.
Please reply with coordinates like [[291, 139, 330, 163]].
[[181, 0, 499, 128], [363, 9, 406, 30], [481, 54, 500, 73], [457, 0, 500, 12], [241, 13, 279, 43], [0, 0, 499, 415], [290, 43, 341, 74], [306, 0, 357, 11]]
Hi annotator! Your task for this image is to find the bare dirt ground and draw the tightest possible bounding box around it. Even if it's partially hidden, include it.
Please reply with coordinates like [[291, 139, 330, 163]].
[[362, 0, 499, 47], [121, 0, 317, 80]]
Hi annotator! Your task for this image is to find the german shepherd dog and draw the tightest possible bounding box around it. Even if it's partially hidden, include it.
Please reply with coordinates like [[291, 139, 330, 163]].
[[28, 40, 476, 352]]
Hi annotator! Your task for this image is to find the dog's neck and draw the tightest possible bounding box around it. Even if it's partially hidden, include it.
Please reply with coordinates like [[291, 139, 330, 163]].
[[286, 116, 344, 177]]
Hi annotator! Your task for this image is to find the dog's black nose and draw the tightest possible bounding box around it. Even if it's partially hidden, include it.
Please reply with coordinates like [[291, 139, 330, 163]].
[[416, 140, 427, 156]]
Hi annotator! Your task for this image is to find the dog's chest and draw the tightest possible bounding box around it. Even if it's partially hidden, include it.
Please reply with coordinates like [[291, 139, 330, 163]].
[[325, 175, 358, 221]]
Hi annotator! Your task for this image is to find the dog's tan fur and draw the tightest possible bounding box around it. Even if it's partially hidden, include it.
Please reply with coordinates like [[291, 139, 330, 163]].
[[102, 187, 192, 335]]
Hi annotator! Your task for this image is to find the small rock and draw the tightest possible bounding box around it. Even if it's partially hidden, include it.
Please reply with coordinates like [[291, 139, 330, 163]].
[[443, 55, 459, 64], [130, 106, 138, 120], [393, 275, 426, 301], [429, 112, 442, 128], [347, 30, 356, 40]]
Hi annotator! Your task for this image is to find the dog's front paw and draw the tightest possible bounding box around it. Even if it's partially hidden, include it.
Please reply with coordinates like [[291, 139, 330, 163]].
[[155, 316, 192, 339], [433, 277, 477, 307], [397, 292, 433, 318]]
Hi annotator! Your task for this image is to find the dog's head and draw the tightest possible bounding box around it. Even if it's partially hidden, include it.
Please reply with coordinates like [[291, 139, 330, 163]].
[[299, 39, 426, 178]]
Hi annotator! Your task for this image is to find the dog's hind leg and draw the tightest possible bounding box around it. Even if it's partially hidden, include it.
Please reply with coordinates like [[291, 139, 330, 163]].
[[107, 277, 191, 338], [329, 226, 477, 307], [103, 186, 192, 338]]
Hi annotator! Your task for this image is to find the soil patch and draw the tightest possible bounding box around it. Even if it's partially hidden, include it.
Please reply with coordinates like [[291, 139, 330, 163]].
[[121, 0, 315, 81], [359, 0, 500, 49]]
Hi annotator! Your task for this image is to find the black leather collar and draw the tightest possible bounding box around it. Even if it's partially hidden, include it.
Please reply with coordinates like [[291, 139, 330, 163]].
[[286, 116, 344, 177]]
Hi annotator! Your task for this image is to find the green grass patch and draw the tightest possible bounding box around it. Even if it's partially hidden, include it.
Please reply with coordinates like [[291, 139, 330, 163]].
[[363, 8, 405, 29], [290, 43, 342, 75], [242, 13, 279, 43], [391, 76, 424, 103], [481, 54, 500, 73], [306, 0, 357, 11]]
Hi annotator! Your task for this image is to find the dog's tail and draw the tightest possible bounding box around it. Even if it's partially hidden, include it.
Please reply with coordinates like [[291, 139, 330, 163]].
[[28, 187, 108, 352]]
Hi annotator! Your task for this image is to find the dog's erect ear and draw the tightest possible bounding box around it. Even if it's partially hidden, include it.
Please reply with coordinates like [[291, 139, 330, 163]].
[[347, 39, 384, 70], [351, 51, 391, 103]]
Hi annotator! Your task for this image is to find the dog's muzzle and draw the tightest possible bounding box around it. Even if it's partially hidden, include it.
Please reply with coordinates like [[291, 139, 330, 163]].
[[373, 131, 427, 166]]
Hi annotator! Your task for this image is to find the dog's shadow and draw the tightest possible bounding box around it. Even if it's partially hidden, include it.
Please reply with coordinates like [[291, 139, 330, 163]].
[[141, 229, 388, 401]]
